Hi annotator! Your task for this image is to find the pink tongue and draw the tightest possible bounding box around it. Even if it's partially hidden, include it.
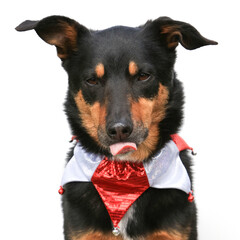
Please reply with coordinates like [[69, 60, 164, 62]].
[[110, 142, 137, 156]]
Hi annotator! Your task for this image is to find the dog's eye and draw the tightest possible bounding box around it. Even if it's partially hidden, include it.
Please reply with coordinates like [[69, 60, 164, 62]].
[[138, 73, 151, 81], [86, 77, 98, 86]]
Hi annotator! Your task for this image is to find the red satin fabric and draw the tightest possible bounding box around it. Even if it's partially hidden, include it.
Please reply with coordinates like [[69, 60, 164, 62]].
[[91, 158, 150, 228], [91, 135, 191, 228], [171, 134, 193, 152]]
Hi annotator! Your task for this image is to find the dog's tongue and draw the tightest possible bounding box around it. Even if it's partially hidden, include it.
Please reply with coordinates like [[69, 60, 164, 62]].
[[110, 142, 137, 156]]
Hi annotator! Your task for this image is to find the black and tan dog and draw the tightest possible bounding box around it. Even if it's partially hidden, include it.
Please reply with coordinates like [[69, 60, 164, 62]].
[[16, 16, 217, 240]]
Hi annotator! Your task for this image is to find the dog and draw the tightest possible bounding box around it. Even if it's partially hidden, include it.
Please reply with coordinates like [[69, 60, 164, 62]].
[[16, 16, 217, 240]]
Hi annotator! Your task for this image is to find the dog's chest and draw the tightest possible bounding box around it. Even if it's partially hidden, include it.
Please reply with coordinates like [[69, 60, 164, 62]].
[[61, 136, 193, 239], [118, 205, 137, 240]]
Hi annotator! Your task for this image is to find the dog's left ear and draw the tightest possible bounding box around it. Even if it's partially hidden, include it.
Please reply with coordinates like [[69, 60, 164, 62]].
[[145, 17, 218, 50], [16, 15, 90, 60]]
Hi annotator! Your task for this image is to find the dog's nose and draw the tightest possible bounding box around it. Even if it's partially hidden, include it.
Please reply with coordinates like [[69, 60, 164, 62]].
[[107, 123, 133, 141]]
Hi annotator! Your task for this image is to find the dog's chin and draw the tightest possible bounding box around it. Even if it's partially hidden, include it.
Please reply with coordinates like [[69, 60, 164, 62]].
[[111, 151, 135, 161], [107, 141, 137, 161], [110, 144, 151, 162]]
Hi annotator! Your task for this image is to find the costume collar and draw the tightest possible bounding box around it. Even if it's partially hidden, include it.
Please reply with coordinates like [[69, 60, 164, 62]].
[[61, 135, 192, 194], [59, 134, 194, 234]]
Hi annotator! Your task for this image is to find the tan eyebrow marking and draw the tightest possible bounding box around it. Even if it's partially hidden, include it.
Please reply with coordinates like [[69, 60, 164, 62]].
[[129, 61, 138, 76], [95, 63, 105, 78]]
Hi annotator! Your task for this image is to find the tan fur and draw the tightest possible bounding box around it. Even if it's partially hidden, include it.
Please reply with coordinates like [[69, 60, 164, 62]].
[[74, 90, 106, 144], [129, 83, 169, 161], [71, 229, 189, 240], [71, 231, 122, 240], [95, 63, 105, 78], [146, 231, 181, 240], [129, 61, 138, 76], [47, 21, 78, 59], [74, 84, 168, 162], [146, 228, 190, 240], [161, 26, 181, 48]]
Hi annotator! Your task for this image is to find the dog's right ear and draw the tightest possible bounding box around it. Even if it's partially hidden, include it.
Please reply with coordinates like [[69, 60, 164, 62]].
[[16, 15, 89, 60]]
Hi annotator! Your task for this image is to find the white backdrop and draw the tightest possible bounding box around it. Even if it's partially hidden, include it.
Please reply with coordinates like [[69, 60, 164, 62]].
[[1, 0, 239, 239]]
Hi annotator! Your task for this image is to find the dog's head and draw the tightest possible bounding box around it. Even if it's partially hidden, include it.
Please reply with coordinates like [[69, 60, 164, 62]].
[[16, 16, 217, 161]]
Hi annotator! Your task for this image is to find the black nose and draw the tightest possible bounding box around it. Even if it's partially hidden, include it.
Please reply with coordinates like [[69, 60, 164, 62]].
[[107, 123, 133, 141]]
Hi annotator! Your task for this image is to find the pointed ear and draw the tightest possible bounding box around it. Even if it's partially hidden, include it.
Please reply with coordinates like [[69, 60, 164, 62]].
[[146, 17, 218, 50], [16, 15, 89, 60]]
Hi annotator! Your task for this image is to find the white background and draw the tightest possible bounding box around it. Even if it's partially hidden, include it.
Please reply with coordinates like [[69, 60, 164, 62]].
[[1, 0, 239, 239]]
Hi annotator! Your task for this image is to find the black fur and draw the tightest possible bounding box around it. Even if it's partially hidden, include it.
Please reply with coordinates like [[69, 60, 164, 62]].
[[16, 15, 217, 239]]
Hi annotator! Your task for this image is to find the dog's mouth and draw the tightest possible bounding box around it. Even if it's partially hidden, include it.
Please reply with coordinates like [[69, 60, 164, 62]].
[[109, 142, 137, 156], [97, 124, 149, 160]]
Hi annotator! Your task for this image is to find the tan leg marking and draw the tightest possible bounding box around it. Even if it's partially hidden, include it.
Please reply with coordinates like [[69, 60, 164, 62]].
[[146, 230, 189, 240], [71, 231, 122, 240]]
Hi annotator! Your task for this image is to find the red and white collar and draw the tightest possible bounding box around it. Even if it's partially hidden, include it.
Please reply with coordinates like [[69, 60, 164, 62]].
[[59, 134, 194, 234]]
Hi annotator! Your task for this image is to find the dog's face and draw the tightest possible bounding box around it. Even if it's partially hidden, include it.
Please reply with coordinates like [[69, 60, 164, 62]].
[[69, 25, 172, 161], [16, 16, 217, 161]]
